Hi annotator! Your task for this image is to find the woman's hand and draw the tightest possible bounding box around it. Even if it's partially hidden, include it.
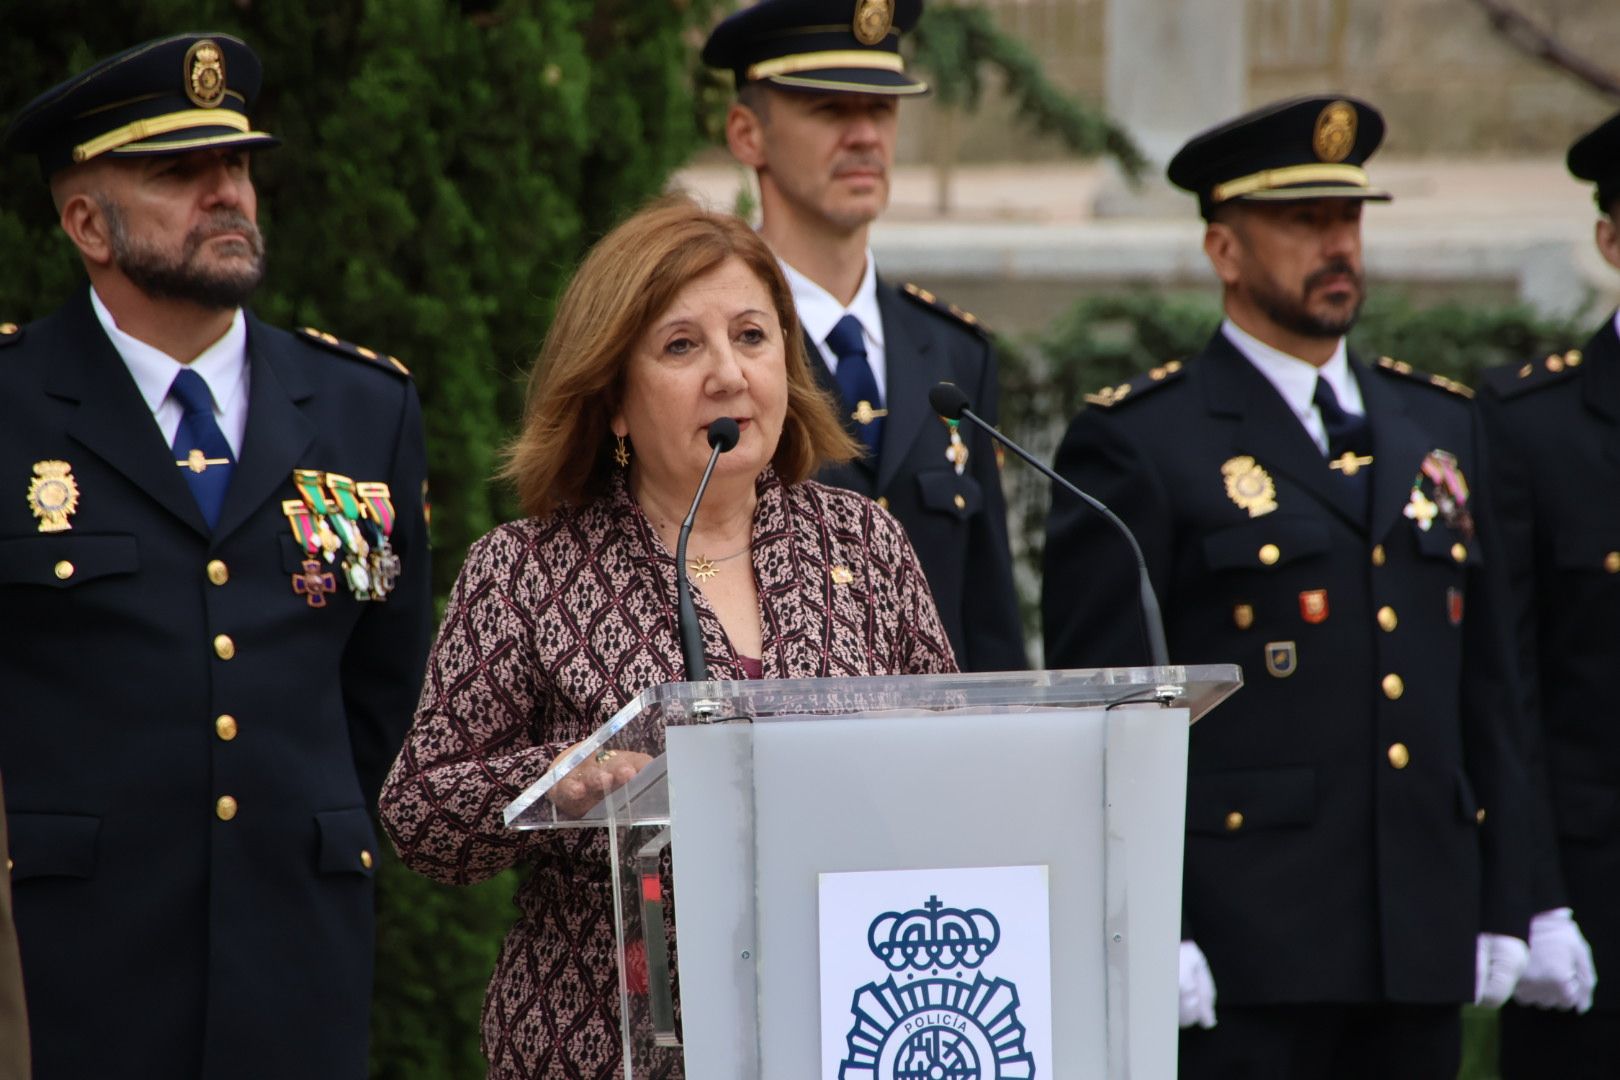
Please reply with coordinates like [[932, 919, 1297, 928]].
[[551, 744, 655, 819]]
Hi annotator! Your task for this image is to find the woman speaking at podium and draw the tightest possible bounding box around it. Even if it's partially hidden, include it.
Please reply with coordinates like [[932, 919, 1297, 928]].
[[378, 197, 955, 1079]]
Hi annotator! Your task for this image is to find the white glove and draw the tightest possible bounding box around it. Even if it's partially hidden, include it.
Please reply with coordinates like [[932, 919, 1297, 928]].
[[1475, 932, 1530, 1008], [1512, 907, 1597, 1014], [1178, 940, 1217, 1029]]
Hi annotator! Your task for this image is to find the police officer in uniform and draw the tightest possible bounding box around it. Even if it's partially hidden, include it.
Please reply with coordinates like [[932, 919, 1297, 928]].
[[0, 34, 432, 1078], [1477, 110, 1620, 1079], [1041, 96, 1537, 1077], [704, 0, 1026, 671]]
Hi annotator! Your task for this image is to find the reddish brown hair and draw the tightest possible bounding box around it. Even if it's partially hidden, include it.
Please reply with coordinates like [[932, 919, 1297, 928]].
[[501, 195, 856, 517]]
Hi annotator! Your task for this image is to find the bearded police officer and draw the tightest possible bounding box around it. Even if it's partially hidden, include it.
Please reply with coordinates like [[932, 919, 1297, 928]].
[[1041, 96, 1539, 1077], [0, 34, 432, 1078], [1477, 110, 1620, 1080], [704, 0, 1027, 671]]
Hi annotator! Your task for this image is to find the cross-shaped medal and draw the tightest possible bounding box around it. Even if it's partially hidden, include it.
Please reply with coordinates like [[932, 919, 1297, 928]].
[[292, 559, 337, 607]]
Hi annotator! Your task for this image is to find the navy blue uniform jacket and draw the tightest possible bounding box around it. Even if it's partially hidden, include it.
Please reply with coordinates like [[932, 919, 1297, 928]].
[[812, 279, 1026, 672], [1480, 318, 1620, 1013], [1042, 331, 1534, 1005], [0, 288, 432, 1078]]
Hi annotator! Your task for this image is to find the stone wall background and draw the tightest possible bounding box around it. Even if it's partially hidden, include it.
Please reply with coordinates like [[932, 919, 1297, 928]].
[[897, 0, 1620, 164]]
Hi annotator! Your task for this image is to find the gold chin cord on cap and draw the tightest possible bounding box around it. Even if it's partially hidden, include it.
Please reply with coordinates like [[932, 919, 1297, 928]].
[[594, 748, 617, 764]]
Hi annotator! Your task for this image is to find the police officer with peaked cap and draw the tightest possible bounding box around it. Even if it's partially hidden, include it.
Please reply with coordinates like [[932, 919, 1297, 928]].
[[704, 0, 1027, 672], [1477, 109, 1620, 1079], [1042, 95, 1541, 1077], [0, 33, 432, 1078]]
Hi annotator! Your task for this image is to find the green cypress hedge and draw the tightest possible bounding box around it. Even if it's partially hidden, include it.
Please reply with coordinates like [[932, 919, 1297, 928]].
[[0, 4, 720, 1076]]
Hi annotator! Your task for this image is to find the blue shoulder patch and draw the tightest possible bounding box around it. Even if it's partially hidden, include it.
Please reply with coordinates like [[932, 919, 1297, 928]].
[[296, 326, 411, 378]]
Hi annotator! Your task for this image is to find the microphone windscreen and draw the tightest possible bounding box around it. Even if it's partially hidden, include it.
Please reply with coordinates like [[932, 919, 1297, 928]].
[[708, 417, 741, 451], [928, 382, 971, 420]]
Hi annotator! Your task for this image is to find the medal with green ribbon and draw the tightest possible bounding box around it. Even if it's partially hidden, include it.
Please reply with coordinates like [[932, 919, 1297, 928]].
[[356, 481, 400, 600], [323, 472, 374, 600], [293, 469, 344, 562]]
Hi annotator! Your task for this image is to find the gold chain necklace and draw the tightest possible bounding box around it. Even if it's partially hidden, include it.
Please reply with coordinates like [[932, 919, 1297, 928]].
[[687, 547, 749, 582]]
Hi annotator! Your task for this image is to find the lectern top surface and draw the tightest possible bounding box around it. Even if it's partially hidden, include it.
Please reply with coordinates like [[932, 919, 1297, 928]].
[[503, 664, 1240, 829]]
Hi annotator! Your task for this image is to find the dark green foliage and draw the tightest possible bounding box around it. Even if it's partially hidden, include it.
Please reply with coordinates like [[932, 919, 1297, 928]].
[[909, 3, 1147, 177], [0, 3, 719, 1076], [370, 855, 518, 1077], [995, 290, 1588, 647]]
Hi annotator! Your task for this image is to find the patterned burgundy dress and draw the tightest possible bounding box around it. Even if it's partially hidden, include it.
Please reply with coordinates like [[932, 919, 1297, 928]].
[[379, 468, 956, 1078]]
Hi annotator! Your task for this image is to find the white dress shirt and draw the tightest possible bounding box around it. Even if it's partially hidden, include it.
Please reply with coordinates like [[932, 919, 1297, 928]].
[[1222, 318, 1363, 456], [91, 287, 250, 457], [779, 249, 888, 402]]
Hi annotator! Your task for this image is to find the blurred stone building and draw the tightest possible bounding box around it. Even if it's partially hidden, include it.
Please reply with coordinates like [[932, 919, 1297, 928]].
[[898, 0, 1620, 165]]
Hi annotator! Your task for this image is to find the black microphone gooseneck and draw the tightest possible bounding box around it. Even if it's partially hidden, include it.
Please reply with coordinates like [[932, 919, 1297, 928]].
[[676, 418, 741, 681], [927, 383, 1171, 669]]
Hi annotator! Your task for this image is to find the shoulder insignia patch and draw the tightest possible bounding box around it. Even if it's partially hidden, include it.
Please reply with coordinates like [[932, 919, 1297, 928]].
[[1480, 348, 1583, 400], [1084, 359, 1186, 409], [297, 326, 411, 377], [1374, 355, 1473, 399], [900, 282, 990, 337], [0, 321, 21, 347]]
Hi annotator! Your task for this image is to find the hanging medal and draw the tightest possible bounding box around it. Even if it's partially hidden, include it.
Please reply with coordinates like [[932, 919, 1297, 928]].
[[323, 472, 374, 600], [357, 481, 400, 600], [293, 469, 344, 562], [943, 419, 969, 476]]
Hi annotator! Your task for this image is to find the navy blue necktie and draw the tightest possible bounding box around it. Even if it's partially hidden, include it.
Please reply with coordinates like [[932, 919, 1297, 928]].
[[169, 368, 235, 528], [826, 314, 884, 455], [1314, 376, 1372, 521]]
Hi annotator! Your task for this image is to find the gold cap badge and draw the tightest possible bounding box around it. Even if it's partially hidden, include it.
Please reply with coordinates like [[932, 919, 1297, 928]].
[[1313, 101, 1356, 163], [184, 40, 227, 108], [853, 0, 895, 46], [28, 460, 80, 533]]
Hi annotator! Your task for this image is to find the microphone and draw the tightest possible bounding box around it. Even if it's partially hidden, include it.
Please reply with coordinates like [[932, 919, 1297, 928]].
[[928, 383, 1170, 669], [676, 418, 741, 681]]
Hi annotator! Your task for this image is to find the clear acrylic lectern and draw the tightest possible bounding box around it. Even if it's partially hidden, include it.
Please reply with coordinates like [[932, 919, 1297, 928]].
[[505, 665, 1241, 1079]]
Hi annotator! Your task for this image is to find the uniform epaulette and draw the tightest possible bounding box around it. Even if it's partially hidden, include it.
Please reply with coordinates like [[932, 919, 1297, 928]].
[[1373, 355, 1473, 399], [0, 321, 21, 347], [297, 326, 411, 377], [1083, 359, 1186, 409], [900, 282, 990, 337], [1479, 348, 1584, 400]]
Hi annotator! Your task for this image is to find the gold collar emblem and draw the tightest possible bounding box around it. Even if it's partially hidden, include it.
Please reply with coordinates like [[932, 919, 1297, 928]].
[[184, 40, 227, 108], [1222, 456, 1277, 518], [853, 0, 895, 45], [28, 460, 80, 533], [1313, 100, 1356, 163]]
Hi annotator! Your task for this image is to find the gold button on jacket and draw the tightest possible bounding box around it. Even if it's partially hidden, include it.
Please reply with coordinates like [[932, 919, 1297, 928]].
[[206, 559, 229, 585], [1258, 543, 1280, 565], [53, 560, 74, 580], [215, 714, 238, 741], [213, 634, 235, 660], [1376, 606, 1398, 632], [1225, 811, 1244, 832], [215, 795, 238, 821], [1387, 743, 1410, 769], [1382, 673, 1405, 700]]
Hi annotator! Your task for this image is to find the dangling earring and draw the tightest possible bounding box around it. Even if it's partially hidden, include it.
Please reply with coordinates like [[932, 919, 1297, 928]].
[[613, 435, 630, 469]]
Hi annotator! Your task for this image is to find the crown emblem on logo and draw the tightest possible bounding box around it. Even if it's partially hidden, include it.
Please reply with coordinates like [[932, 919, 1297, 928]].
[[185, 40, 227, 108], [869, 895, 1000, 972], [841, 894, 1033, 1079]]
